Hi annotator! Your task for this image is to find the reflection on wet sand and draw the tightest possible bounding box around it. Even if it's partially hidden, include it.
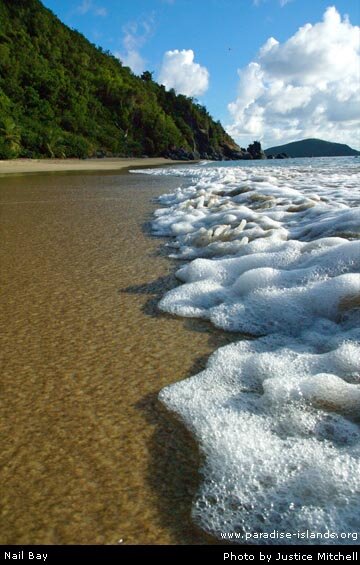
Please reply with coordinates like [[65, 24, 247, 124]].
[[0, 172, 231, 544]]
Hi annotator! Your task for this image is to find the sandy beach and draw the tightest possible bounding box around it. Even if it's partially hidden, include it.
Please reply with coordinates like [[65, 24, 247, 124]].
[[0, 157, 194, 176], [0, 169, 230, 544]]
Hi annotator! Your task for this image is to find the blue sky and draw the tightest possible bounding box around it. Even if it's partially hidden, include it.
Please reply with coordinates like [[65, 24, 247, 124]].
[[42, 0, 360, 148]]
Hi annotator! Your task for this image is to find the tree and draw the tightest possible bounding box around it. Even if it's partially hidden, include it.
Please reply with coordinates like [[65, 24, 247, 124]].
[[0, 0, 239, 159], [0, 118, 21, 157], [141, 71, 153, 82]]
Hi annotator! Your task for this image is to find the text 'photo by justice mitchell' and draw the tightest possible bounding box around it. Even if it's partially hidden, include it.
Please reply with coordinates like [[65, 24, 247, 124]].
[[0, 0, 359, 557]]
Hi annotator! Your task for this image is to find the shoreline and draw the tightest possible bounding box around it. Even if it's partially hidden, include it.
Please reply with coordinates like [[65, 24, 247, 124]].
[[0, 171, 227, 544], [0, 157, 196, 176]]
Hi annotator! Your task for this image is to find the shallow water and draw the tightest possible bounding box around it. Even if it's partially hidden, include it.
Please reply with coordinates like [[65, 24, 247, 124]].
[[138, 158, 360, 544], [0, 171, 232, 544]]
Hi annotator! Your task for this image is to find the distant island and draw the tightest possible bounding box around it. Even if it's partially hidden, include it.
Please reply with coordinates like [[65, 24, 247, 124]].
[[0, 0, 263, 161], [265, 138, 360, 159]]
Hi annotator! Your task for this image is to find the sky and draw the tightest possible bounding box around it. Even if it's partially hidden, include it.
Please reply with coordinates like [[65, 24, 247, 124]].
[[42, 0, 360, 149]]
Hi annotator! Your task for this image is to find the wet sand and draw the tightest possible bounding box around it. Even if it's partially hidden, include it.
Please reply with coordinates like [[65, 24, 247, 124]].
[[0, 171, 232, 544], [0, 157, 194, 176]]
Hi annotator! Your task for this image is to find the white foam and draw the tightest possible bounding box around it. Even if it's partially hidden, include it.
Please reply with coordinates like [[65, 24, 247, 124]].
[[139, 158, 360, 544]]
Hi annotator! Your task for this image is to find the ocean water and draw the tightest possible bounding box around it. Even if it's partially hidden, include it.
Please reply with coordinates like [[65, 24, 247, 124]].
[[132, 157, 360, 545]]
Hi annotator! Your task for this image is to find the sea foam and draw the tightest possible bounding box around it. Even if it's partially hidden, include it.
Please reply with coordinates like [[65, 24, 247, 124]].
[[132, 158, 360, 544]]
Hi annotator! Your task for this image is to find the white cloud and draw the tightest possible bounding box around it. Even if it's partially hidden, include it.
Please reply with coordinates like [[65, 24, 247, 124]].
[[227, 7, 360, 149], [95, 7, 107, 17], [77, 0, 91, 14], [76, 1, 107, 17], [116, 18, 154, 75], [158, 49, 209, 97], [118, 49, 146, 75]]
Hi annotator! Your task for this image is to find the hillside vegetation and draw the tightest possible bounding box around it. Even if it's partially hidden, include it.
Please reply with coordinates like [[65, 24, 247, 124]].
[[0, 0, 242, 160], [265, 138, 360, 158]]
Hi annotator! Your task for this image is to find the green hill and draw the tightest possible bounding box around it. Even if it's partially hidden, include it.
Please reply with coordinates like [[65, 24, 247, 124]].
[[0, 0, 242, 160], [265, 138, 360, 158]]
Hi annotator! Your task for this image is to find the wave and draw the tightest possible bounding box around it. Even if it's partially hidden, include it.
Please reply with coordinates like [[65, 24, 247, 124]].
[[132, 158, 360, 544]]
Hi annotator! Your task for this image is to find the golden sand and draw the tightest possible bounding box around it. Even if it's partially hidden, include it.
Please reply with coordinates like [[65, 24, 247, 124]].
[[0, 157, 192, 176], [0, 171, 231, 544]]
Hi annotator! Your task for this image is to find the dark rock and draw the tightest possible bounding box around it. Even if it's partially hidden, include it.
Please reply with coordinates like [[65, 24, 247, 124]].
[[163, 140, 269, 162], [163, 147, 201, 161], [190, 150, 201, 160], [228, 150, 245, 160], [267, 152, 289, 159], [248, 141, 266, 159], [95, 150, 106, 158], [220, 144, 245, 160]]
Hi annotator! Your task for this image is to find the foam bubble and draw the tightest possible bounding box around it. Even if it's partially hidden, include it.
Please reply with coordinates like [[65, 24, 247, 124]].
[[144, 158, 360, 544]]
